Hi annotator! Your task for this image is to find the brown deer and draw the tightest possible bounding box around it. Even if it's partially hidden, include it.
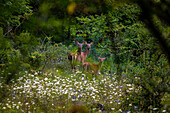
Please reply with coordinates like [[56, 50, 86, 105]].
[[80, 41, 93, 65], [68, 41, 85, 71], [83, 56, 106, 75]]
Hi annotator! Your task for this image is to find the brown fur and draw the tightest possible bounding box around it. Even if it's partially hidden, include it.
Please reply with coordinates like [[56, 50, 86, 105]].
[[83, 56, 106, 75], [68, 41, 85, 71], [80, 41, 93, 65]]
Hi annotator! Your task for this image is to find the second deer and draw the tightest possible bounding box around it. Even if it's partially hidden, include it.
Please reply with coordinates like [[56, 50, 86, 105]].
[[80, 41, 93, 65], [83, 56, 106, 75]]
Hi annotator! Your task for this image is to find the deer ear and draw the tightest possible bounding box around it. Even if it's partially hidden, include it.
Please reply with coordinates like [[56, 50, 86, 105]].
[[97, 56, 100, 59], [90, 42, 94, 45], [104, 57, 106, 59]]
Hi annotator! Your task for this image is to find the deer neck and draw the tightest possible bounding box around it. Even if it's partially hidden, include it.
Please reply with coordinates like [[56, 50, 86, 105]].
[[84, 48, 90, 56], [97, 61, 103, 70]]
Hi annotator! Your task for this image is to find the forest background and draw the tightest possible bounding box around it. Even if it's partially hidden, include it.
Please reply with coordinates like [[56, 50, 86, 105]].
[[0, 0, 169, 112]]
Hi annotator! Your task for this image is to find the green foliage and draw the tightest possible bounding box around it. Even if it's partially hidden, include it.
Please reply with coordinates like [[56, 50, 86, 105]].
[[0, 0, 32, 29], [0, 0, 169, 112], [0, 0, 35, 84], [0, 30, 38, 84], [119, 49, 169, 112], [70, 15, 109, 58], [0, 28, 21, 83], [43, 43, 69, 71], [28, 37, 70, 72], [29, 51, 43, 69], [16, 32, 37, 56]]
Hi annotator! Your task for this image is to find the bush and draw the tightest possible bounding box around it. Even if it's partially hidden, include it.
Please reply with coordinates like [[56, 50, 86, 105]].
[[119, 56, 169, 112], [28, 41, 70, 72]]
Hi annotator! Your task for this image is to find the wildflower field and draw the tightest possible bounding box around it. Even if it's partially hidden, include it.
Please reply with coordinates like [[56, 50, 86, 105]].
[[0, 69, 140, 113]]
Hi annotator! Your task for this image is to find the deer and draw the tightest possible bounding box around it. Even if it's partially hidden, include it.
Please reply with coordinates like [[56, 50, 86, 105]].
[[80, 41, 93, 65], [83, 56, 106, 76], [68, 41, 93, 71], [68, 41, 85, 71]]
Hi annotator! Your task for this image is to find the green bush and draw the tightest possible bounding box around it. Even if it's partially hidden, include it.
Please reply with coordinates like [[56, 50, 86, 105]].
[[120, 55, 169, 112], [28, 40, 70, 72]]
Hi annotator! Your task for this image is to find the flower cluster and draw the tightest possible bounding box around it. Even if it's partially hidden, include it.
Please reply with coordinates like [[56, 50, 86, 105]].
[[0, 71, 145, 112]]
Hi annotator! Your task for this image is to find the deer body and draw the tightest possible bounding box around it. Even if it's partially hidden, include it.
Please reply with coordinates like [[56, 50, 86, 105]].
[[80, 42, 93, 65], [68, 41, 85, 71], [83, 57, 106, 75]]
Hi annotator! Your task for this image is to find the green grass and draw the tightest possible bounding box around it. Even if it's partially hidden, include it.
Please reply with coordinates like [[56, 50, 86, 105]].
[[0, 69, 167, 112]]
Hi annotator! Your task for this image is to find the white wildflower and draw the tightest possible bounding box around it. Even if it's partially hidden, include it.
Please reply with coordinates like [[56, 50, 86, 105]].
[[32, 85, 36, 88], [56, 81, 60, 85], [44, 77, 48, 81], [36, 88, 41, 91], [18, 77, 23, 81], [129, 88, 133, 90], [98, 110, 102, 112], [16, 106, 19, 109], [47, 93, 51, 96], [72, 99, 76, 101], [25, 85, 30, 88], [64, 90, 68, 94], [53, 79, 57, 82], [119, 109, 122, 112], [153, 108, 158, 110], [127, 84, 132, 87], [162, 110, 166, 112], [127, 111, 131, 113], [92, 96, 95, 99], [34, 81, 39, 84], [113, 88, 116, 91], [111, 108, 115, 110]]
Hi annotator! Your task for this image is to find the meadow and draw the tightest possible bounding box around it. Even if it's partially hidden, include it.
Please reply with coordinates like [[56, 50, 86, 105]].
[[0, 42, 169, 113], [0, 68, 140, 113]]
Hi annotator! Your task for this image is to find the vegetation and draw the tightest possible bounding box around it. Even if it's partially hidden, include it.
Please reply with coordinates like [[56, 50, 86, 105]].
[[0, 0, 169, 112]]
